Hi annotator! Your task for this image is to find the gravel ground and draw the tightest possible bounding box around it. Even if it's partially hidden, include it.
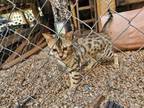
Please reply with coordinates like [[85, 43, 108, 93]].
[[0, 47, 144, 108]]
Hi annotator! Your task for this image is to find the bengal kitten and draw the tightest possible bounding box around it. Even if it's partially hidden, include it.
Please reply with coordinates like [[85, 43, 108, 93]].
[[42, 10, 117, 90]]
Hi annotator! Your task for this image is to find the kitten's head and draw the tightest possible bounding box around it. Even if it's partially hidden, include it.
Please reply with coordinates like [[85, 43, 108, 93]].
[[42, 32, 73, 59]]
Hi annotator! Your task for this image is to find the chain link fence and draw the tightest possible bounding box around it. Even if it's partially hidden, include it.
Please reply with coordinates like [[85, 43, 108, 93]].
[[0, 0, 144, 107]]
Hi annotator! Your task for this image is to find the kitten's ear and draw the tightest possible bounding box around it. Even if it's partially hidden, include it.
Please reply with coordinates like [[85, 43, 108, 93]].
[[65, 31, 73, 40], [42, 32, 55, 42], [42, 32, 56, 47]]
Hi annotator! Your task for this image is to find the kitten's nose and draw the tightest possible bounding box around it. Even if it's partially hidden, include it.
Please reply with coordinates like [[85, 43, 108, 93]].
[[59, 53, 63, 58]]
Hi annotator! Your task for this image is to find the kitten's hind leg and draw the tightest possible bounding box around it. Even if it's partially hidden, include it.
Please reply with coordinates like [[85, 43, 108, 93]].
[[114, 53, 119, 68]]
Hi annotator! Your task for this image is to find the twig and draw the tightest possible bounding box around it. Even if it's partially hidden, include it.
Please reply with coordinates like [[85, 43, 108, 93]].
[[4, 40, 28, 63], [86, 95, 105, 108], [1, 39, 47, 69], [15, 95, 35, 108]]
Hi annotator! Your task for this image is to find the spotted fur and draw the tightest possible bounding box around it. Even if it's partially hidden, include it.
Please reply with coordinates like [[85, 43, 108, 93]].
[[42, 32, 114, 89], [42, 10, 115, 89], [49, 0, 70, 22], [42, 32, 82, 88]]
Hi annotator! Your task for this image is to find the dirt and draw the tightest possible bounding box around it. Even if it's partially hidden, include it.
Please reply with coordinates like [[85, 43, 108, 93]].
[[0, 47, 144, 108]]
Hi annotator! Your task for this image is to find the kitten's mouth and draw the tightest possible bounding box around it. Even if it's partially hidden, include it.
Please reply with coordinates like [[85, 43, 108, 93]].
[[61, 56, 67, 60]]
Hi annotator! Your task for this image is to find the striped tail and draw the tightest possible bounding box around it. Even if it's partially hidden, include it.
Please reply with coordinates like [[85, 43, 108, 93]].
[[101, 9, 113, 33]]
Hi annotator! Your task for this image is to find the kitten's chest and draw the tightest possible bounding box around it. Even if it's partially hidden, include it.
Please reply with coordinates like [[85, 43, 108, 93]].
[[62, 52, 79, 70], [60, 49, 91, 70]]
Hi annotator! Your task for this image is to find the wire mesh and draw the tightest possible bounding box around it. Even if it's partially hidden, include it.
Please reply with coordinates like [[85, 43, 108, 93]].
[[0, 0, 144, 107]]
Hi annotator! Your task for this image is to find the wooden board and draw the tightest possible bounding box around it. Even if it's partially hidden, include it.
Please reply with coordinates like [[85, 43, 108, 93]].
[[0, 0, 34, 4], [117, 0, 144, 6], [96, 0, 116, 31], [101, 7, 144, 50], [96, 0, 116, 16]]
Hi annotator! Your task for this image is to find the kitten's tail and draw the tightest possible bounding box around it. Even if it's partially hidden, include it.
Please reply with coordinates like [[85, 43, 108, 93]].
[[101, 9, 113, 33]]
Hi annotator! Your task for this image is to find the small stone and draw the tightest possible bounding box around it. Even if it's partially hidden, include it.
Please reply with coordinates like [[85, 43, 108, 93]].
[[84, 84, 92, 92]]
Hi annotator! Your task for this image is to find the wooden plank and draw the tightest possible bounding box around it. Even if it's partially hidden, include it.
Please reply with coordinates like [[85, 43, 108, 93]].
[[76, 2, 81, 31], [69, 1, 78, 30], [117, 0, 144, 6], [126, 0, 144, 4], [0, 5, 13, 11], [4, 40, 28, 64], [96, 0, 116, 31], [1, 37, 47, 69], [0, 28, 31, 50], [96, 0, 116, 16], [0, 4, 31, 14], [0, 32, 22, 49], [0, 0, 35, 4], [79, 6, 91, 11], [83, 19, 95, 23], [31, 3, 39, 18], [76, 0, 97, 32]]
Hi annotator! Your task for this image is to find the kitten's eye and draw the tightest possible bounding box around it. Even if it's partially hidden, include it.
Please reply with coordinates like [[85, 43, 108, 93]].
[[53, 49, 57, 52], [63, 47, 67, 51]]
